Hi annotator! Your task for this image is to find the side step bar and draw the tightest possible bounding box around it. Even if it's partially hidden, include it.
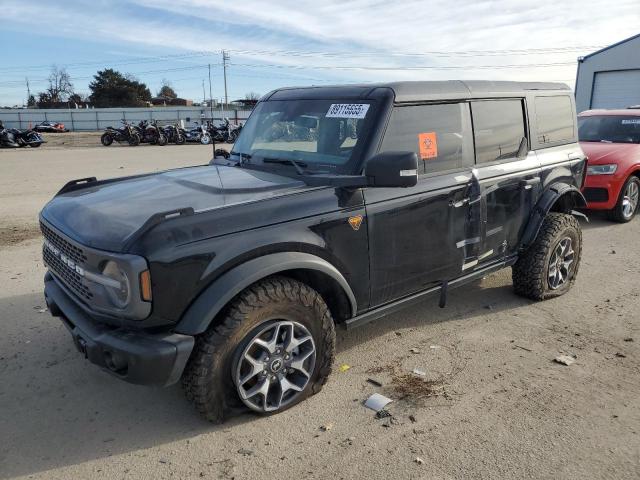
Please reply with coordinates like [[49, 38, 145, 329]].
[[344, 258, 515, 330]]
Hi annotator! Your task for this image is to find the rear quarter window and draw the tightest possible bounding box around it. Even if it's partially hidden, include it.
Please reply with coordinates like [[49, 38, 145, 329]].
[[535, 96, 575, 145], [471, 99, 526, 164]]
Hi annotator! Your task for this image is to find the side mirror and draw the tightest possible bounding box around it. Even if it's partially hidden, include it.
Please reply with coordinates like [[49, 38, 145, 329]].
[[365, 151, 418, 188]]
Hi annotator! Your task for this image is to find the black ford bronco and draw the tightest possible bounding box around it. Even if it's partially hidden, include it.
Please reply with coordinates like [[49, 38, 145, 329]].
[[41, 81, 587, 421]]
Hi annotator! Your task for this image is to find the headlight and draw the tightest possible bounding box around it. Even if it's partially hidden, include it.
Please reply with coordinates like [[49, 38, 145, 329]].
[[101, 260, 131, 308], [587, 164, 617, 175]]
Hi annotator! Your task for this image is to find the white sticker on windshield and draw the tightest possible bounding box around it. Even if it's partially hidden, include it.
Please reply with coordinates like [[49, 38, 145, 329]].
[[326, 103, 370, 119], [621, 119, 640, 124]]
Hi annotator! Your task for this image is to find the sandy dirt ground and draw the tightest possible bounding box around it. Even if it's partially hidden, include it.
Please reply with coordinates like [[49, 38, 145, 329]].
[[0, 145, 639, 480]]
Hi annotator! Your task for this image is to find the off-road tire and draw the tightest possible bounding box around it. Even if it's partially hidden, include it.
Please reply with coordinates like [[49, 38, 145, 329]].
[[607, 175, 640, 223], [101, 133, 113, 146], [182, 276, 336, 423], [512, 212, 582, 300]]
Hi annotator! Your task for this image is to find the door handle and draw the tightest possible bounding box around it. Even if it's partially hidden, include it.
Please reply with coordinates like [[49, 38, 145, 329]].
[[449, 198, 470, 208], [519, 178, 540, 190]]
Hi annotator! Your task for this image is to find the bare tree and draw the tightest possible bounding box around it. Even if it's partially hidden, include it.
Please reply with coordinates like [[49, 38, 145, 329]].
[[244, 91, 261, 101], [46, 66, 74, 102], [158, 79, 177, 99]]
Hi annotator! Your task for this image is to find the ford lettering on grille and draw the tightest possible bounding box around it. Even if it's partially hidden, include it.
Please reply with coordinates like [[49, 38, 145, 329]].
[[44, 239, 85, 276]]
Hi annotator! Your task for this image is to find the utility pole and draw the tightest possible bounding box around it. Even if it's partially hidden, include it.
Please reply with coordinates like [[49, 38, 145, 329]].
[[208, 63, 215, 154], [222, 50, 230, 108], [202, 79, 206, 106], [25, 77, 31, 106]]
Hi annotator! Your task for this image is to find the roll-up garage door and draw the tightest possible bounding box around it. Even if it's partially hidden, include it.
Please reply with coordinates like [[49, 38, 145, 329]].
[[591, 70, 640, 109]]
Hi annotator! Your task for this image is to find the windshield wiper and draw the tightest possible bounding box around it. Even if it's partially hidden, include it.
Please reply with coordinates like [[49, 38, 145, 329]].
[[261, 157, 307, 175]]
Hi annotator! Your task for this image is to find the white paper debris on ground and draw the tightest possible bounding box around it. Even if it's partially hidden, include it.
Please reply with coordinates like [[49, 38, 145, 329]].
[[364, 393, 393, 412], [429, 345, 441, 349], [410, 348, 421, 354], [412, 368, 426, 376], [554, 355, 575, 366]]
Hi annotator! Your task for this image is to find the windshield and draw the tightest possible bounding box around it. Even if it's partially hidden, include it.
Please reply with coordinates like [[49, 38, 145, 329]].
[[231, 99, 375, 173], [578, 116, 640, 144]]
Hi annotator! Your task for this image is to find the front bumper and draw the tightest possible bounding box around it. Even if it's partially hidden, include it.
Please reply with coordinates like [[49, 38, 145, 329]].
[[44, 273, 194, 386], [582, 173, 624, 210]]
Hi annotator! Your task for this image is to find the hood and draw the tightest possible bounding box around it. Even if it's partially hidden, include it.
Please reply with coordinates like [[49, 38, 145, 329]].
[[41, 165, 310, 251], [579, 141, 640, 165]]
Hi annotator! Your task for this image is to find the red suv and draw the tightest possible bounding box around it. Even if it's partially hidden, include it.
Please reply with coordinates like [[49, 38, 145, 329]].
[[579, 109, 640, 222]]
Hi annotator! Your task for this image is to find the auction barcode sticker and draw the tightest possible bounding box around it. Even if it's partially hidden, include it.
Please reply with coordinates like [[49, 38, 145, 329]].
[[326, 104, 370, 119]]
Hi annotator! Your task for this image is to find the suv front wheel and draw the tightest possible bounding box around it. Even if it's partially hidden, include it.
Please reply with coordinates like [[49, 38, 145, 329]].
[[608, 175, 640, 223], [182, 276, 336, 422], [512, 212, 582, 300]]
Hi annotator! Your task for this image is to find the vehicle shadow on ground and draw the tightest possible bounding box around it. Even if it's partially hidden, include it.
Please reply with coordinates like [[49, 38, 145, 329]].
[[337, 272, 531, 352], [0, 292, 252, 479], [0, 275, 529, 478]]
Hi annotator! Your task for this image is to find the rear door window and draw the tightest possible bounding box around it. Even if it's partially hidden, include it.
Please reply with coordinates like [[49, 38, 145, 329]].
[[471, 99, 526, 164], [535, 96, 575, 145], [380, 103, 473, 174]]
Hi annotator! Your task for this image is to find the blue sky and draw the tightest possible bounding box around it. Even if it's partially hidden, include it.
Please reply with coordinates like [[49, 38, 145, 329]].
[[1, 0, 639, 107]]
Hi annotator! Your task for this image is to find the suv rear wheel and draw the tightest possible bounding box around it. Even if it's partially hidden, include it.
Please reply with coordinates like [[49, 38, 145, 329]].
[[512, 212, 582, 300], [608, 175, 640, 223], [182, 276, 335, 422]]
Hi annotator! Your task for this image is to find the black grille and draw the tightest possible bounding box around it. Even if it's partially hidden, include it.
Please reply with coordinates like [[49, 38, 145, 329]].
[[40, 222, 87, 264], [43, 248, 93, 300], [40, 222, 92, 301], [583, 187, 609, 203]]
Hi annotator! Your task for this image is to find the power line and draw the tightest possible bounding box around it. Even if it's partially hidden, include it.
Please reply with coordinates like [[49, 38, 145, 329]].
[[226, 45, 604, 58], [0, 45, 603, 73], [230, 61, 577, 71]]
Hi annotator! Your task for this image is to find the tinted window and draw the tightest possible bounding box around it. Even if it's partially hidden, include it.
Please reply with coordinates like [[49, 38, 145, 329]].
[[578, 116, 640, 144], [380, 103, 471, 174], [472, 100, 526, 164], [535, 96, 575, 144]]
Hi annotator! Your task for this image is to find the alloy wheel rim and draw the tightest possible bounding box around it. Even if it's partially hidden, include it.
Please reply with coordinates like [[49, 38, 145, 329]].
[[234, 320, 316, 413], [548, 237, 574, 290], [622, 181, 639, 219]]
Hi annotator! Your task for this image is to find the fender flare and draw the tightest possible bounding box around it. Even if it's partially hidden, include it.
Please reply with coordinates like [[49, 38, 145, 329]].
[[519, 183, 587, 251], [175, 252, 358, 336]]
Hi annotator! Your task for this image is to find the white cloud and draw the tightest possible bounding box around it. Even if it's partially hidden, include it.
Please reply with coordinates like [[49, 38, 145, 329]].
[[1, 0, 639, 104]]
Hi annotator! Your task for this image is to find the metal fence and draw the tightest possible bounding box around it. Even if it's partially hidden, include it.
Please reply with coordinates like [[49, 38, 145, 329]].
[[0, 107, 253, 131]]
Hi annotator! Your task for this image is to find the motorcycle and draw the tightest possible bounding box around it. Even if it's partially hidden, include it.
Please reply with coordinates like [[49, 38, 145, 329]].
[[134, 120, 167, 145], [0, 122, 46, 148], [101, 120, 140, 146], [184, 122, 212, 145], [213, 118, 242, 143], [33, 121, 69, 133], [162, 123, 186, 145]]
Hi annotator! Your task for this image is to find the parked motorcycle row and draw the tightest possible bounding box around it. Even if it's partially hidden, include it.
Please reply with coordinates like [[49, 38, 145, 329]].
[[100, 118, 242, 147], [0, 121, 46, 148]]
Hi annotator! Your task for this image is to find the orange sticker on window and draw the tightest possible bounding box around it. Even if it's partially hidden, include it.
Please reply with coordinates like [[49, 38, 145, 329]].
[[418, 132, 438, 160]]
